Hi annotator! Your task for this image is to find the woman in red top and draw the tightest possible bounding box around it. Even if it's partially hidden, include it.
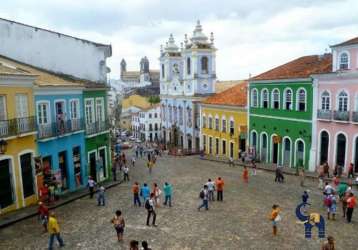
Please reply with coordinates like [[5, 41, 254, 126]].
[[346, 193, 356, 223], [39, 184, 49, 204], [242, 166, 249, 183], [38, 202, 49, 232]]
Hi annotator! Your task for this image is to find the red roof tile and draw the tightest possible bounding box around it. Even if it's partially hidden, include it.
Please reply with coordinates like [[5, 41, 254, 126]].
[[331, 37, 358, 47], [203, 81, 247, 106], [252, 54, 332, 81]]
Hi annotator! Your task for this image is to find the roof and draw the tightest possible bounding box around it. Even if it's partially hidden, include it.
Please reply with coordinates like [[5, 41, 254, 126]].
[[215, 80, 244, 93], [331, 37, 358, 47], [140, 104, 160, 112], [203, 81, 248, 107], [252, 54, 332, 81], [0, 63, 34, 76]]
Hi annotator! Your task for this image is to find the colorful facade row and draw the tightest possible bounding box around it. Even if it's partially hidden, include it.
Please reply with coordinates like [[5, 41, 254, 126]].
[[0, 56, 111, 214]]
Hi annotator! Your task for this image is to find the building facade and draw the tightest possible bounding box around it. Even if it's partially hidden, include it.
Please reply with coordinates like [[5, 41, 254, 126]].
[[312, 37, 358, 173], [135, 105, 161, 142], [0, 63, 38, 214], [200, 82, 248, 159], [249, 54, 331, 170], [160, 21, 216, 152]]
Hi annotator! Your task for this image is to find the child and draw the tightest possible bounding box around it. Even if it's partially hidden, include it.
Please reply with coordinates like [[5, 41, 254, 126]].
[[270, 204, 280, 236], [97, 186, 105, 206], [329, 194, 337, 220], [153, 183, 162, 207], [111, 210, 125, 242], [242, 166, 249, 183]]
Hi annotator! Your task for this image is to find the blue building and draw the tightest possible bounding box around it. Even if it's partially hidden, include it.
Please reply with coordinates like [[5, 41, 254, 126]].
[[160, 21, 217, 152]]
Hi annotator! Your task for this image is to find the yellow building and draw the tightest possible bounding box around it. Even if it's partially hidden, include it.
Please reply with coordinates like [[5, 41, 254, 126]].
[[200, 81, 248, 160], [122, 94, 151, 111], [0, 63, 38, 214]]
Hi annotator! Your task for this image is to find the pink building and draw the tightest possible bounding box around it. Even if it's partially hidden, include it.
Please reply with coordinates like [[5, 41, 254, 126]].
[[312, 37, 358, 173]]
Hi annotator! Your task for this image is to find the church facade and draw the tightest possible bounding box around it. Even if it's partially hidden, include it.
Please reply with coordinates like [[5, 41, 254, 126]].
[[160, 21, 216, 152]]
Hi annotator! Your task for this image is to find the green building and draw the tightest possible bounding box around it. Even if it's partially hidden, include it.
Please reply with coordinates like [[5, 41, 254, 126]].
[[248, 54, 331, 170], [83, 84, 111, 182]]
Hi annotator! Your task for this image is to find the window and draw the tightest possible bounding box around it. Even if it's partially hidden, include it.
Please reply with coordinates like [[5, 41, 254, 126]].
[[37, 102, 49, 124], [203, 135, 207, 151], [16, 94, 28, 118], [208, 116, 213, 129], [272, 89, 280, 109], [229, 120, 234, 135], [85, 99, 94, 124], [215, 117, 219, 131], [149, 114, 152, 119], [161, 64, 165, 78], [202, 116, 206, 128], [96, 98, 105, 121], [187, 107, 192, 127], [0, 95, 6, 120], [173, 107, 177, 123], [222, 119, 226, 132], [149, 124, 153, 131], [222, 140, 226, 155], [70, 99, 79, 119], [201, 56, 208, 74], [169, 105, 172, 122], [339, 52, 349, 70], [297, 89, 306, 111], [179, 107, 183, 125], [338, 91, 348, 111], [284, 89, 292, 110], [154, 113, 158, 118], [215, 138, 219, 155], [187, 57, 191, 75], [162, 105, 166, 121], [261, 89, 268, 108], [154, 123, 158, 131], [321, 91, 330, 110], [251, 89, 258, 107]]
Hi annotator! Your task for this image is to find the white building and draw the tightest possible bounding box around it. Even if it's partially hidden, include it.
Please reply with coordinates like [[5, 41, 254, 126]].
[[0, 18, 111, 83], [160, 21, 216, 151], [132, 105, 161, 142]]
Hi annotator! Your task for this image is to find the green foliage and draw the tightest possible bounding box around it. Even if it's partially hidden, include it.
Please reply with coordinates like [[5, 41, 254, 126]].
[[148, 95, 160, 105]]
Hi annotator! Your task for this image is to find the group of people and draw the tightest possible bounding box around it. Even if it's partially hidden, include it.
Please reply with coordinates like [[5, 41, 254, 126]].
[[112, 152, 132, 182], [198, 177, 224, 211]]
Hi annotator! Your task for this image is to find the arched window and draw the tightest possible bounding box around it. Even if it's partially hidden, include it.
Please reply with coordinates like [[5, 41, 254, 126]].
[[168, 105, 172, 122], [154, 123, 158, 131], [336, 133, 347, 166], [297, 89, 306, 111], [296, 140, 305, 166], [251, 89, 258, 107], [215, 117, 219, 131], [222, 118, 226, 132], [201, 56, 208, 74], [149, 124, 153, 131], [173, 106, 177, 123], [261, 89, 268, 108], [272, 89, 280, 109], [187, 57, 191, 75], [321, 91, 330, 110], [338, 91, 348, 111], [229, 120, 235, 135], [179, 106, 183, 125], [202, 115, 206, 128], [339, 52, 349, 70], [161, 64, 165, 78], [251, 131, 257, 147], [208, 116, 213, 129], [284, 88, 292, 110]]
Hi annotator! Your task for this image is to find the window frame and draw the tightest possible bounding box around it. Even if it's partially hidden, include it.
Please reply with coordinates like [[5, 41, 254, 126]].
[[284, 88, 293, 110], [251, 88, 258, 107], [261, 88, 269, 108], [320, 90, 330, 111], [36, 101, 51, 125], [271, 88, 280, 109], [296, 88, 307, 112]]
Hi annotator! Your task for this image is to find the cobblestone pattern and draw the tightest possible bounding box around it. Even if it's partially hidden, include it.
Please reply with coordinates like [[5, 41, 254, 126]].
[[0, 154, 357, 249]]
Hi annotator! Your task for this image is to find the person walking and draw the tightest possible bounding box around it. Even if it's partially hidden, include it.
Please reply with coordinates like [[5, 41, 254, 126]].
[[87, 176, 96, 199], [252, 160, 257, 176], [318, 166, 325, 190], [140, 183, 150, 203], [130, 240, 139, 250], [299, 168, 305, 187], [111, 163, 117, 181], [145, 193, 157, 226], [321, 236, 335, 250], [47, 212, 65, 250], [147, 160, 153, 174], [163, 182, 173, 207], [97, 186, 105, 206], [348, 163, 354, 178], [132, 182, 141, 207], [153, 183, 162, 207], [131, 156, 136, 167], [242, 166, 249, 184], [142, 241, 152, 250], [123, 165, 130, 182], [270, 204, 280, 236], [111, 210, 125, 242], [38, 202, 49, 233], [228, 156, 234, 167], [198, 185, 209, 211], [323, 162, 330, 178], [215, 177, 224, 201], [206, 179, 215, 201], [346, 192, 356, 223]]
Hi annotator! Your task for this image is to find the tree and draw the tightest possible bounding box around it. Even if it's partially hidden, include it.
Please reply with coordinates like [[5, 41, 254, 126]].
[[148, 95, 160, 105]]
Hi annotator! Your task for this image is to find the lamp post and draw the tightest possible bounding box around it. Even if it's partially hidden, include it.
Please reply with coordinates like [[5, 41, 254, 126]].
[[0, 139, 8, 154]]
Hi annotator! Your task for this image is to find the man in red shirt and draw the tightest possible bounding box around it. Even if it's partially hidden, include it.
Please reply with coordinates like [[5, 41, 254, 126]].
[[215, 177, 224, 201], [346, 193, 356, 223], [38, 202, 49, 232], [132, 182, 141, 207]]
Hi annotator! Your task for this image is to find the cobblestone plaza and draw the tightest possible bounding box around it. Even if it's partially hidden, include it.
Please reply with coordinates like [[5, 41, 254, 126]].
[[0, 154, 357, 249]]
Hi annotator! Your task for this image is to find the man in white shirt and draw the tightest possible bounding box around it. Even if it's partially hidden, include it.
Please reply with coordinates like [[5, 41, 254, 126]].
[[206, 179, 215, 201], [146, 193, 157, 226], [87, 176, 96, 199], [123, 166, 129, 182]]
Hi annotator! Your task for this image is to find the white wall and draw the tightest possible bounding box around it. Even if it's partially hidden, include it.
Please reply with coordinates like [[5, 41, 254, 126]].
[[0, 18, 111, 83]]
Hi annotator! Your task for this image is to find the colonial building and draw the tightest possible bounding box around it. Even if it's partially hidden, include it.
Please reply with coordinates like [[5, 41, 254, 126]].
[[0, 60, 38, 214], [248, 54, 331, 170], [312, 37, 358, 173], [160, 21, 216, 152], [132, 105, 161, 142], [200, 81, 248, 159], [120, 94, 152, 130]]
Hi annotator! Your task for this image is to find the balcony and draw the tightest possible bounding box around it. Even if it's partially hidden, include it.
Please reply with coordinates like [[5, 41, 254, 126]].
[[0, 116, 36, 138], [317, 110, 332, 120], [333, 110, 350, 122], [352, 112, 358, 123], [86, 119, 110, 136], [38, 118, 84, 139]]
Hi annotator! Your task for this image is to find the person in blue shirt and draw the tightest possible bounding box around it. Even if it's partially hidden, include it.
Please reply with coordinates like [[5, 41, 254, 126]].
[[163, 182, 173, 207], [140, 183, 150, 203]]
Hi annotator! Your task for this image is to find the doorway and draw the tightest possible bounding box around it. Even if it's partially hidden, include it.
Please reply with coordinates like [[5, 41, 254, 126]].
[[320, 131, 329, 164], [20, 153, 35, 198], [283, 138, 291, 167], [272, 141, 278, 164], [336, 134, 346, 167], [58, 151, 68, 190], [261, 134, 267, 162], [89, 152, 97, 182], [0, 159, 14, 208], [99, 148, 107, 180], [239, 138, 246, 152]]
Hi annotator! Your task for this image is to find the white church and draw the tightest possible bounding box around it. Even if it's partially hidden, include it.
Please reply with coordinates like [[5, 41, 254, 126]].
[[160, 21, 217, 152]]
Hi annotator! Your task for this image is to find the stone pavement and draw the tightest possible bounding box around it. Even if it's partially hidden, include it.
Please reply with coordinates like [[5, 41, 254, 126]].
[[0, 153, 357, 249]]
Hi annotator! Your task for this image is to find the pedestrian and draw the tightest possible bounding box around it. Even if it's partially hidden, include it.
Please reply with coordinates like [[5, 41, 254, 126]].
[[206, 178, 215, 201], [130, 240, 139, 250], [142, 241, 152, 250], [47, 212, 65, 250], [270, 204, 280, 236], [342, 190, 350, 218], [123, 165, 129, 181], [38, 202, 49, 233], [330, 194, 337, 221], [153, 183, 162, 207], [140, 183, 150, 203], [324, 193, 333, 220], [163, 182, 173, 207], [97, 186, 105, 206], [131, 156, 136, 167], [337, 165, 343, 178], [40, 184, 49, 204], [215, 177, 224, 201], [346, 192, 356, 223], [132, 182, 141, 207], [228, 156, 234, 167], [299, 168, 305, 187], [111, 210, 125, 242], [242, 166, 249, 183], [145, 193, 157, 226], [324, 182, 334, 196], [321, 235, 335, 250], [348, 163, 354, 178], [323, 162, 330, 178], [87, 176, 96, 199], [333, 165, 338, 177], [302, 190, 309, 204], [198, 185, 209, 211], [147, 160, 153, 174], [318, 165, 325, 190], [111, 164, 117, 181], [135, 147, 139, 158], [252, 159, 257, 176]]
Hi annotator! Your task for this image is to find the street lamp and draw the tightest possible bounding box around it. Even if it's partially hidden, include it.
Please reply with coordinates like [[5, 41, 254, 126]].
[[0, 139, 8, 154]]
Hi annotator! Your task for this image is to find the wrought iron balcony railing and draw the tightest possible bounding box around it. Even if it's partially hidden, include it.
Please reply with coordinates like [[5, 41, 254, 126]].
[[352, 111, 358, 123], [85, 119, 110, 135], [317, 110, 332, 120], [0, 116, 36, 138], [38, 118, 84, 139], [333, 110, 350, 121]]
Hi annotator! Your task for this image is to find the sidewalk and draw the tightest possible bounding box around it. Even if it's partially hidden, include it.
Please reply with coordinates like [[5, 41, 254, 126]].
[[0, 178, 122, 229]]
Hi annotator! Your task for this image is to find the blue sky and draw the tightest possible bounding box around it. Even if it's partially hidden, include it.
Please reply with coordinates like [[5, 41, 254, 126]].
[[1, 0, 358, 80]]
